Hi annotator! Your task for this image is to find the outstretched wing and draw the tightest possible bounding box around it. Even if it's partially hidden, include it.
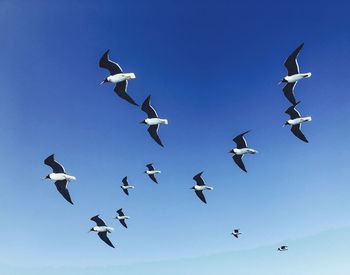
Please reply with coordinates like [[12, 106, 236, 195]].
[[291, 124, 308, 143], [284, 43, 304, 76], [233, 131, 250, 149], [233, 155, 247, 173], [119, 219, 128, 229], [148, 174, 158, 184], [122, 176, 129, 186], [148, 125, 164, 147], [195, 190, 207, 204], [99, 49, 123, 75], [117, 208, 124, 216], [98, 232, 115, 248], [44, 154, 65, 173], [285, 101, 301, 119], [90, 215, 107, 227], [141, 95, 158, 118], [146, 163, 155, 171], [283, 82, 297, 105], [55, 180, 73, 204], [193, 172, 205, 186], [122, 188, 129, 196], [114, 81, 138, 106]]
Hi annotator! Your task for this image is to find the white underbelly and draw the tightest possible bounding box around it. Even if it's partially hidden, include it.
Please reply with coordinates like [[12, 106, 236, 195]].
[[289, 116, 312, 125], [146, 170, 161, 175], [285, 73, 311, 83], [109, 73, 135, 83], [145, 118, 168, 125]]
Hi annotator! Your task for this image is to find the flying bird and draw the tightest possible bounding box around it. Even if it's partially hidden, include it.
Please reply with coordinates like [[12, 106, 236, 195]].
[[231, 228, 242, 238], [145, 163, 161, 183], [190, 172, 213, 204], [140, 95, 168, 147], [279, 43, 312, 104], [229, 131, 258, 173], [99, 49, 138, 106], [115, 208, 130, 229], [278, 245, 288, 251], [284, 101, 312, 143], [89, 215, 115, 248], [120, 176, 135, 196], [44, 154, 76, 205]]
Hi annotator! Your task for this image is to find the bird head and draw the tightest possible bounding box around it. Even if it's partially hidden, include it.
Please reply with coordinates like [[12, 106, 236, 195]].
[[278, 78, 287, 85], [190, 186, 195, 190], [228, 149, 235, 154], [283, 121, 289, 127], [43, 174, 50, 180], [139, 120, 147, 124], [88, 227, 94, 232], [100, 77, 109, 85]]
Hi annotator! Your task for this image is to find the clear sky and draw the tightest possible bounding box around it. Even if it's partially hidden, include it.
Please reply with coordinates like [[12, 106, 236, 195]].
[[0, 0, 350, 274]]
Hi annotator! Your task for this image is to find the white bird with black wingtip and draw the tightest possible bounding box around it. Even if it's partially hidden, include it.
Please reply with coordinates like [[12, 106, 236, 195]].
[[140, 95, 168, 147], [229, 131, 258, 173], [99, 49, 138, 106], [43, 154, 76, 205], [280, 43, 312, 105], [284, 101, 311, 143], [120, 176, 135, 196], [115, 208, 130, 229], [89, 215, 115, 248], [145, 163, 161, 184], [190, 172, 213, 204]]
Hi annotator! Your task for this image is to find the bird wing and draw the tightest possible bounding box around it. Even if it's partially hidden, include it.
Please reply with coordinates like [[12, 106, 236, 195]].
[[283, 82, 298, 105], [234, 234, 238, 238], [141, 95, 158, 118], [55, 180, 73, 204], [122, 176, 129, 186], [117, 208, 124, 216], [99, 49, 123, 75], [233, 131, 250, 149], [44, 154, 65, 173], [195, 190, 207, 204], [148, 174, 158, 184], [119, 219, 128, 228], [122, 188, 129, 196], [90, 215, 107, 227], [232, 155, 247, 172], [146, 163, 155, 171], [193, 172, 205, 186], [291, 124, 308, 143], [284, 43, 304, 76], [98, 232, 115, 248], [114, 81, 139, 106], [147, 125, 164, 147], [285, 101, 301, 119]]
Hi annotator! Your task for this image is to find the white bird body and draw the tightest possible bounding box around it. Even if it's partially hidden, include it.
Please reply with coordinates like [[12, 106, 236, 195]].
[[284, 73, 311, 83], [287, 116, 312, 125], [105, 73, 136, 84], [92, 226, 114, 233], [48, 173, 76, 181], [121, 185, 134, 190], [145, 118, 168, 125], [233, 148, 258, 156], [146, 170, 161, 175], [117, 215, 130, 220], [194, 185, 213, 191]]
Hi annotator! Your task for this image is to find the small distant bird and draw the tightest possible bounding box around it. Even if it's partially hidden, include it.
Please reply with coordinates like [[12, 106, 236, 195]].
[[140, 95, 168, 147], [280, 43, 312, 105], [284, 101, 311, 143], [44, 154, 76, 205], [89, 215, 115, 248], [115, 208, 130, 229], [229, 131, 258, 173], [231, 228, 242, 238], [120, 176, 135, 196], [99, 49, 138, 106], [190, 172, 213, 204], [145, 163, 161, 183], [278, 245, 288, 251]]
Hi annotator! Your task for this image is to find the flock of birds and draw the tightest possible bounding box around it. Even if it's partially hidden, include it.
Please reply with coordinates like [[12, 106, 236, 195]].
[[43, 43, 312, 251]]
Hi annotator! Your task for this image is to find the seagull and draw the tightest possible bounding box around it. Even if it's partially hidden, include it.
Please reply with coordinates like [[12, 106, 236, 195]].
[[278, 245, 288, 251], [229, 131, 258, 173], [115, 208, 130, 229], [120, 176, 135, 196], [280, 43, 312, 105], [89, 215, 115, 248], [231, 228, 242, 238], [145, 163, 161, 184], [190, 172, 213, 204], [140, 95, 168, 147], [99, 49, 138, 106], [284, 101, 312, 143], [43, 154, 76, 205]]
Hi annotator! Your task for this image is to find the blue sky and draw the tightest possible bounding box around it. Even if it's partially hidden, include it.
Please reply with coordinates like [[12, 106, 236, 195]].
[[0, 0, 350, 274]]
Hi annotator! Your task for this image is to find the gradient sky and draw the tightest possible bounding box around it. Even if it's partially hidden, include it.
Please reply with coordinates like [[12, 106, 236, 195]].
[[1, 0, 350, 274]]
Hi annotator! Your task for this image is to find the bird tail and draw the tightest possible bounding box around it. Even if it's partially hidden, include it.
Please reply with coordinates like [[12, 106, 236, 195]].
[[163, 119, 169, 125]]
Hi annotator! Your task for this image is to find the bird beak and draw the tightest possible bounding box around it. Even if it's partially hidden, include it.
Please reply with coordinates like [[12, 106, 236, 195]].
[[140, 120, 146, 124], [100, 78, 108, 85]]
